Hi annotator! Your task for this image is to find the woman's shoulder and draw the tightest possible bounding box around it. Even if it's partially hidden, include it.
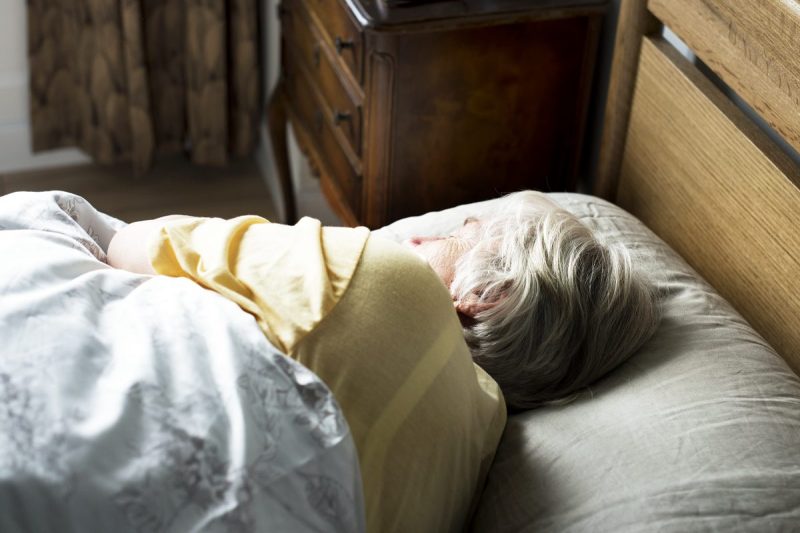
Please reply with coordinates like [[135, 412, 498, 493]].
[[345, 234, 458, 332], [363, 234, 449, 292]]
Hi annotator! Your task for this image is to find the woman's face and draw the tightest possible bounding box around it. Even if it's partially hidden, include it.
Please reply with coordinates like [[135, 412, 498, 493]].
[[404, 193, 564, 290], [404, 217, 482, 289]]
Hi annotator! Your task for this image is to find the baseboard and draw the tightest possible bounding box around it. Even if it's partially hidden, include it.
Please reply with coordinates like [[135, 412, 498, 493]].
[[0, 123, 89, 174]]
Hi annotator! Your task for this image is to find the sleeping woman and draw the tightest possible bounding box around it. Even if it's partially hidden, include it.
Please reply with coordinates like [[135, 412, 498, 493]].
[[107, 190, 659, 533]]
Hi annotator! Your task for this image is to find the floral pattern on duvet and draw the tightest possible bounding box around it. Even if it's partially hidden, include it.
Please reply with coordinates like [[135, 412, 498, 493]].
[[0, 191, 364, 533]]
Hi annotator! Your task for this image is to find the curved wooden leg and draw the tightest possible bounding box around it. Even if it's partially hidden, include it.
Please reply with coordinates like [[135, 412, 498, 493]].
[[267, 81, 297, 224]]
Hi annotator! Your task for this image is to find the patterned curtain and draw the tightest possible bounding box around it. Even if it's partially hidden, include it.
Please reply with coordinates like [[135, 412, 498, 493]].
[[27, 0, 262, 173]]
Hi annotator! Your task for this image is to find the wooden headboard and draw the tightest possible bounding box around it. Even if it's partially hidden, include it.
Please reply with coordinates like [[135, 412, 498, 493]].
[[594, 0, 800, 375]]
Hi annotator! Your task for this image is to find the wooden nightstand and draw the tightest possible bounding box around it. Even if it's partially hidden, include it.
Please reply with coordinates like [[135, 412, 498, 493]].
[[268, 0, 606, 227]]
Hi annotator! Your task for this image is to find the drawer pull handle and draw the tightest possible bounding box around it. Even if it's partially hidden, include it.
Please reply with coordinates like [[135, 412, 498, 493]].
[[333, 110, 352, 125], [334, 37, 354, 54]]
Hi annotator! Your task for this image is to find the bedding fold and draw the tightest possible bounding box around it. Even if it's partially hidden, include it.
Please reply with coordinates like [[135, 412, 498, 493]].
[[0, 191, 365, 533]]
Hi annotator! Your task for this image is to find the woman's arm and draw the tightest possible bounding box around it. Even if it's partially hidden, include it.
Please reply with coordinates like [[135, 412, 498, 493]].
[[107, 215, 190, 274]]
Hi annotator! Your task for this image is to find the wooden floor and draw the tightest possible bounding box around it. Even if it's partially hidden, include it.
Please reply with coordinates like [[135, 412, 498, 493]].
[[0, 155, 277, 223]]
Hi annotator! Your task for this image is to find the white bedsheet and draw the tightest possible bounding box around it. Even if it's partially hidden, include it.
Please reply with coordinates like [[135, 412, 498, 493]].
[[0, 191, 365, 533]]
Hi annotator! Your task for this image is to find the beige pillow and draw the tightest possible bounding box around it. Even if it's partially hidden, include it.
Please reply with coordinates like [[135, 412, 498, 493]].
[[374, 193, 800, 531]]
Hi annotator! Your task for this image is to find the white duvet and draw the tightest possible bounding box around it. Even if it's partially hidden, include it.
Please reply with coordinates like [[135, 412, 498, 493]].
[[0, 191, 365, 532]]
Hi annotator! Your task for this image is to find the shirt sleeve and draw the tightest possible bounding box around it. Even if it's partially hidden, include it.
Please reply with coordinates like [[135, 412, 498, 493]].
[[147, 215, 369, 353], [147, 214, 269, 316]]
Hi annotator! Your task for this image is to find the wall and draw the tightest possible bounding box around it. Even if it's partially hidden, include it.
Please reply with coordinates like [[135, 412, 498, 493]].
[[0, 0, 89, 173]]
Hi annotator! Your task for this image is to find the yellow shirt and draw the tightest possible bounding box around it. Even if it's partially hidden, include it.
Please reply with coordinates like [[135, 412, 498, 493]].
[[149, 215, 506, 533]]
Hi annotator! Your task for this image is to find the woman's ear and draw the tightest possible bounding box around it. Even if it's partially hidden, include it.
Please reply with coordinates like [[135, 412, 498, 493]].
[[453, 291, 501, 318]]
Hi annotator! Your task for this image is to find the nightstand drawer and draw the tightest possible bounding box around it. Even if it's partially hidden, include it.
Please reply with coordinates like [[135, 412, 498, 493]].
[[284, 4, 363, 156], [305, 0, 363, 84], [285, 65, 362, 220], [271, 0, 606, 228]]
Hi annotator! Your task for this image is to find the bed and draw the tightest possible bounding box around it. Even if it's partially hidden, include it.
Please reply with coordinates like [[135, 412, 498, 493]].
[[381, 0, 800, 529], [2, 0, 800, 531]]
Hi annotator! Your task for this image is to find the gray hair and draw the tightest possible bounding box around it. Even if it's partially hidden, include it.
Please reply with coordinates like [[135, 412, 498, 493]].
[[451, 192, 660, 410]]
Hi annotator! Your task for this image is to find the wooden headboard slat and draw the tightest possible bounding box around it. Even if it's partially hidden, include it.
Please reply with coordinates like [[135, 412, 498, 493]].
[[648, 0, 800, 157], [618, 36, 800, 372], [593, 0, 661, 199]]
